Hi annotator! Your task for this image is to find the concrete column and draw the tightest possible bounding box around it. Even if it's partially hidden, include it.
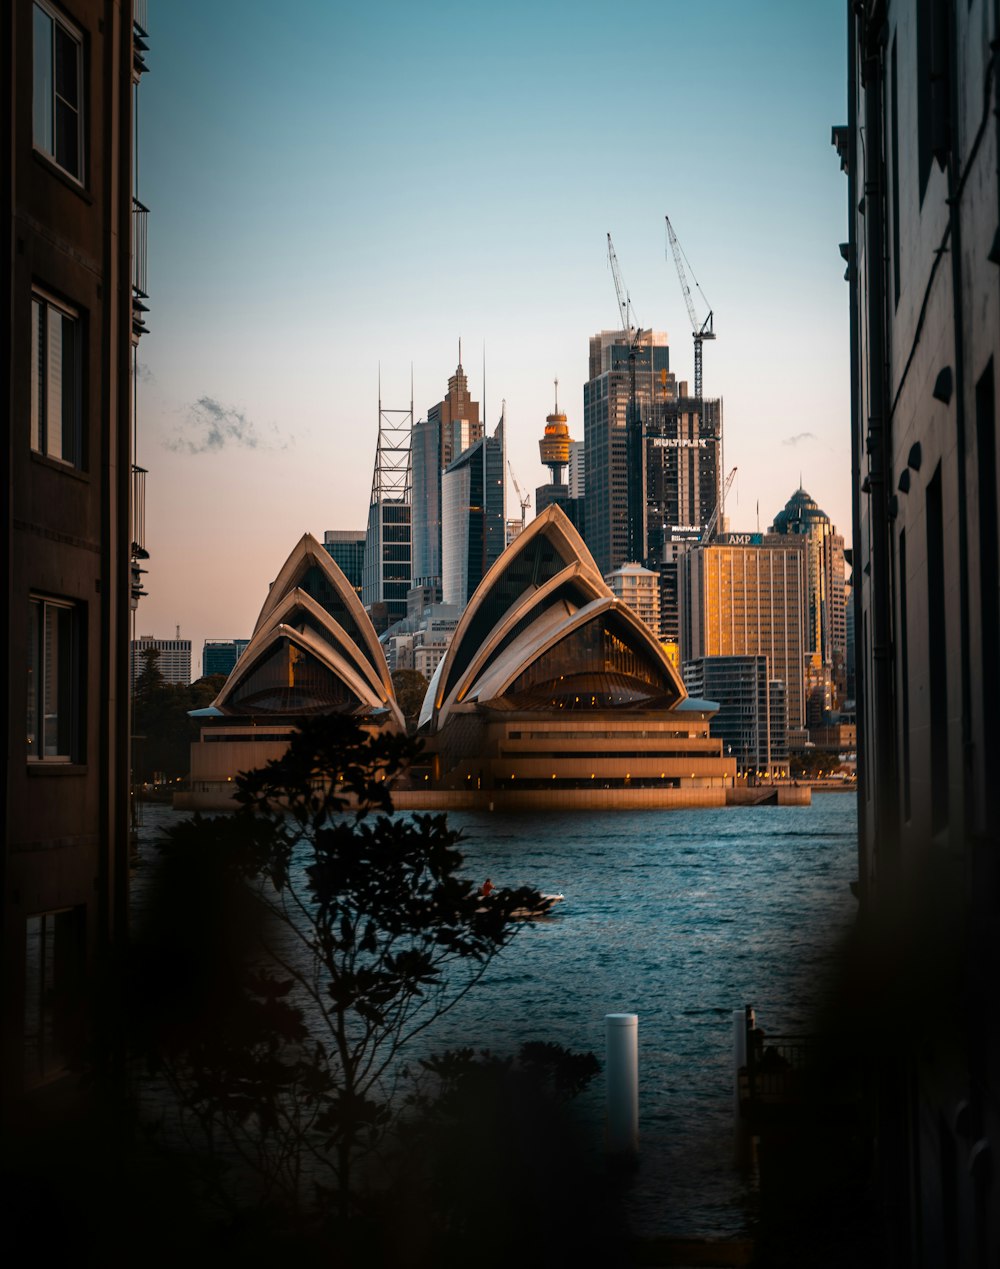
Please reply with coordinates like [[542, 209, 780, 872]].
[[733, 1006, 752, 1166], [605, 1013, 638, 1155]]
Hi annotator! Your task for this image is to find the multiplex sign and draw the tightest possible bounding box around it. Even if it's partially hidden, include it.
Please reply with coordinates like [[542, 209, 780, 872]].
[[651, 437, 708, 448]]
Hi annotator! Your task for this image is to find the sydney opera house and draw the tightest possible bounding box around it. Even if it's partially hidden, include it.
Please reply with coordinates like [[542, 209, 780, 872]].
[[181, 508, 736, 810]]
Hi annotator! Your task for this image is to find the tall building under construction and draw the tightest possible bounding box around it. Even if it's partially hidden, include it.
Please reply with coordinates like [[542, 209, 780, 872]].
[[583, 328, 721, 642], [583, 329, 671, 576]]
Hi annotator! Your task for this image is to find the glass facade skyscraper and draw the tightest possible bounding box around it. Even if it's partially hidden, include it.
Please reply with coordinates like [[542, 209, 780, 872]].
[[411, 357, 482, 592], [583, 329, 721, 586], [322, 529, 366, 597], [441, 417, 506, 608]]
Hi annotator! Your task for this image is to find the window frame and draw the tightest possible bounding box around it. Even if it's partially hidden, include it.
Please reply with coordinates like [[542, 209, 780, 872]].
[[27, 594, 85, 764], [32, 0, 85, 184], [30, 287, 84, 468]]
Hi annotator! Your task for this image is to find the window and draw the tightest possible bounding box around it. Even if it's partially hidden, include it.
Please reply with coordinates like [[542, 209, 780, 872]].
[[32, 0, 83, 181], [889, 35, 901, 309], [24, 907, 84, 1084], [927, 465, 949, 834], [976, 361, 998, 826], [31, 291, 82, 466], [27, 596, 83, 761]]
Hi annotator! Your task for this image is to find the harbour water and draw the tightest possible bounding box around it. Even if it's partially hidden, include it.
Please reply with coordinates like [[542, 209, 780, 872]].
[[136, 792, 857, 1238]]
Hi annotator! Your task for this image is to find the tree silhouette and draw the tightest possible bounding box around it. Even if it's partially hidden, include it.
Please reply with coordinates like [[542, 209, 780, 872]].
[[138, 715, 555, 1222]]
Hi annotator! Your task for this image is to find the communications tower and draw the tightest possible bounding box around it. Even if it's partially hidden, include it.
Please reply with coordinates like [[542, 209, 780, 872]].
[[538, 379, 573, 485]]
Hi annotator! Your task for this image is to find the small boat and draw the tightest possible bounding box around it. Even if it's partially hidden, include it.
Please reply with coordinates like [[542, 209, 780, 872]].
[[476, 892, 565, 918], [511, 892, 564, 919]]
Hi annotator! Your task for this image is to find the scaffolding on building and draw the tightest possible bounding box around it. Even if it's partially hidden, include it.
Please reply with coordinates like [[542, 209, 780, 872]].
[[362, 377, 413, 628]]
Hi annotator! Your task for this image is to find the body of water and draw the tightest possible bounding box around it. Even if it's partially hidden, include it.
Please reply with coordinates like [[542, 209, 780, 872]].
[[136, 792, 857, 1238]]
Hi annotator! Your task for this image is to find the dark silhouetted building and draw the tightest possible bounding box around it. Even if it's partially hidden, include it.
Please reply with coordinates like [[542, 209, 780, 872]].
[[441, 413, 505, 608], [682, 656, 788, 779], [841, 2, 999, 1261], [3, 0, 147, 1101], [322, 529, 365, 597], [583, 328, 672, 575], [202, 638, 250, 679]]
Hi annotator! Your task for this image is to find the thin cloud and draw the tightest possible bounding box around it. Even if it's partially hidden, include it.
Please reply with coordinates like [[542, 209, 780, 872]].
[[136, 361, 156, 385], [166, 396, 291, 454], [782, 431, 817, 447]]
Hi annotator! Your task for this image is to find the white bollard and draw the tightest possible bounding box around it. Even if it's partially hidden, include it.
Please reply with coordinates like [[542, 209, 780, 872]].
[[733, 1006, 751, 1166], [605, 1013, 639, 1155]]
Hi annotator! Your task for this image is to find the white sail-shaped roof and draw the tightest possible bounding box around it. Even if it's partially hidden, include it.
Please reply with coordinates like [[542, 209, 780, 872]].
[[210, 534, 403, 727], [253, 532, 392, 698], [422, 504, 686, 730]]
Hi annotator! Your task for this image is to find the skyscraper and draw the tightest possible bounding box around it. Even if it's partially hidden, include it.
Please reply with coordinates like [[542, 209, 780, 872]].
[[645, 393, 723, 556], [362, 391, 412, 629], [582, 329, 721, 632], [769, 486, 847, 710], [322, 529, 366, 597], [605, 562, 662, 638], [411, 353, 482, 591], [441, 413, 506, 608], [682, 656, 788, 779], [130, 634, 192, 689], [202, 638, 251, 678], [583, 329, 672, 575], [681, 539, 807, 729]]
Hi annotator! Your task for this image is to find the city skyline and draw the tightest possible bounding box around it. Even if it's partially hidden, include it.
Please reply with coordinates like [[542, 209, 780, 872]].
[[137, 1, 850, 671]]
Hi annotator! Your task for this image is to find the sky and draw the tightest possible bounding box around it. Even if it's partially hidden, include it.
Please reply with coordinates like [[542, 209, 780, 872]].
[[137, 0, 851, 676]]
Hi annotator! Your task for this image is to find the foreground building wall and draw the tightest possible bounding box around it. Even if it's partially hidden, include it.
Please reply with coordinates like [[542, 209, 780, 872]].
[[3, 0, 142, 1103], [843, 1, 999, 1262]]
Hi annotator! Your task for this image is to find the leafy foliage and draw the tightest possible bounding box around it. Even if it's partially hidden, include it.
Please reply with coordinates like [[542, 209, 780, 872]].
[[140, 715, 555, 1220], [390, 668, 429, 730], [133, 646, 227, 780]]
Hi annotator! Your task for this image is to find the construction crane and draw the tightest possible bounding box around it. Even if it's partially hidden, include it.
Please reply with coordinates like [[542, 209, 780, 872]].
[[508, 461, 531, 531], [607, 232, 638, 347], [665, 215, 715, 401], [607, 233, 645, 564], [703, 466, 737, 542]]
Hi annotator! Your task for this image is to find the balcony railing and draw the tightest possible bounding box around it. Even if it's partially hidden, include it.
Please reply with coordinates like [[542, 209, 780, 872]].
[[131, 464, 148, 558], [132, 197, 149, 299], [133, 0, 149, 74]]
